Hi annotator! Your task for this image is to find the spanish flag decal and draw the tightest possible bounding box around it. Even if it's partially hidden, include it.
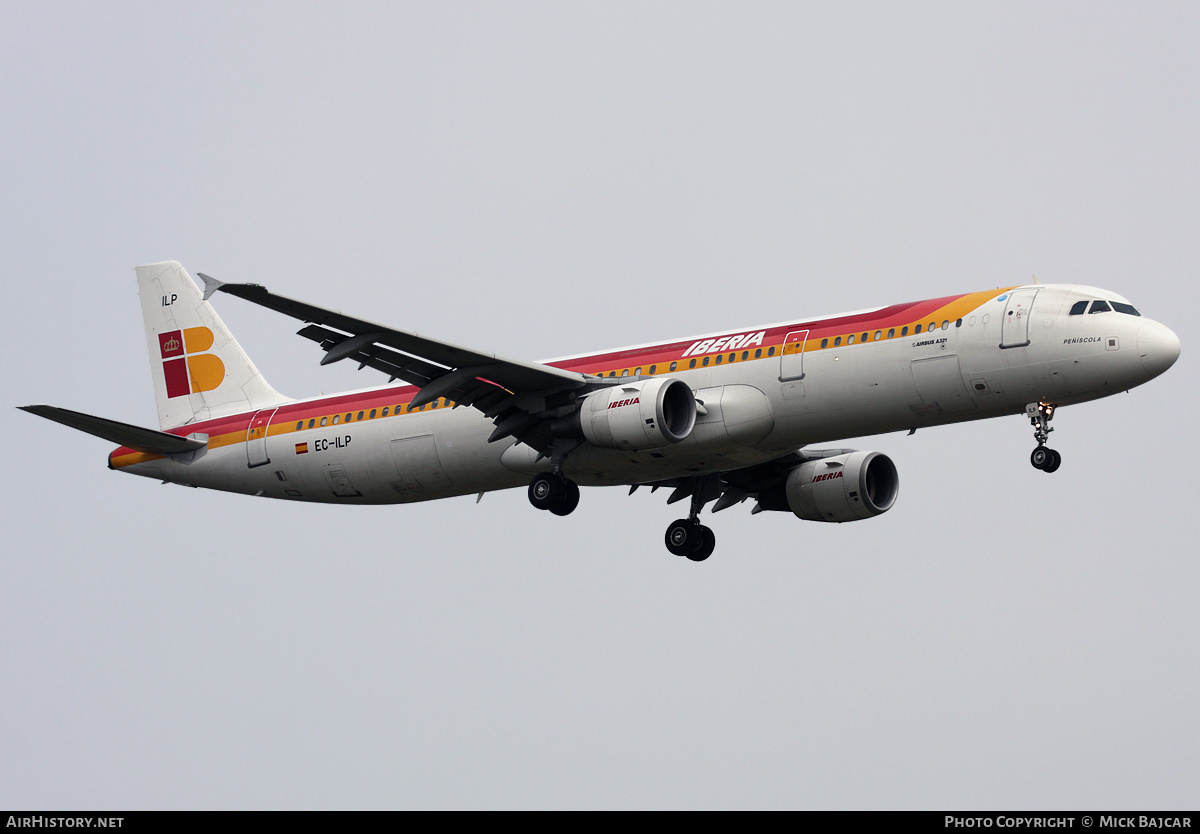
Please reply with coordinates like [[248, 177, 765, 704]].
[[295, 442, 308, 455]]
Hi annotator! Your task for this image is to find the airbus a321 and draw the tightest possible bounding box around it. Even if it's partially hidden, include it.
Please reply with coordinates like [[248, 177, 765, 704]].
[[21, 262, 1180, 561]]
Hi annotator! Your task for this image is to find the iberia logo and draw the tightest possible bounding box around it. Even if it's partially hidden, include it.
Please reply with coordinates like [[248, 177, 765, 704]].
[[159, 327, 225, 398]]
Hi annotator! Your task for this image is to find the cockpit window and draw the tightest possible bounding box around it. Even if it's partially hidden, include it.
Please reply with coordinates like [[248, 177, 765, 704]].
[[1069, 301, 1088, 316], [1112, 302, 1141, 316], [1089, 300, 1111, 314]]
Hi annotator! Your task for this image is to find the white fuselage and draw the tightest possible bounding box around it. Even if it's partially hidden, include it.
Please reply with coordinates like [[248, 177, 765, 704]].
[[111, 283, 1178, 504]]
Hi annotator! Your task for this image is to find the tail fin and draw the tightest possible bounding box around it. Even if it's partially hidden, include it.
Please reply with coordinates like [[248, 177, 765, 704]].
[[137, 261, 287, 429]]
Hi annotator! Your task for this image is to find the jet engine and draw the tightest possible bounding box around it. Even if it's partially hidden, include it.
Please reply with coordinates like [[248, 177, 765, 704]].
[[784, 451, 899, 522], [564, 378, 697, 451]]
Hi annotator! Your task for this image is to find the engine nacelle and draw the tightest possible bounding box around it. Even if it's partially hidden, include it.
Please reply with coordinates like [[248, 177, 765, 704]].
[[575, 378, 697, 451], [785, 451, 899, 522]]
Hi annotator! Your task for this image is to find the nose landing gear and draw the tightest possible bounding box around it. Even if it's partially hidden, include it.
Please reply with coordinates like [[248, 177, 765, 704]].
[[1026, 402, 1062, 473]]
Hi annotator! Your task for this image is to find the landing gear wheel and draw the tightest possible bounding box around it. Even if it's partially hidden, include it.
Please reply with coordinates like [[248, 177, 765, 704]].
[[1043, 448, 1062, 473], [665, 519, 715, 560], [686, 526, 716, 562], [549, 480, 580, 516], [528, 473, 566, 510], [529, 473, 581, 514], [665, 519, 702, 557], [1030, 446, 1062, 473]]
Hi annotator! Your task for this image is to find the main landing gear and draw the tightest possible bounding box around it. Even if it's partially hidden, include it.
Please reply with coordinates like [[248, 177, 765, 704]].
[[664, 483, 717, 562], [1026, 402, 1062, 473], [665, 519, 716, 562], [528, 472, 580, 516], [529, 467, 718, 562]]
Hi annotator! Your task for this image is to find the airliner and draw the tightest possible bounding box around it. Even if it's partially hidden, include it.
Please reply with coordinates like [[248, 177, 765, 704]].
[[21, 261, 1180, 561]]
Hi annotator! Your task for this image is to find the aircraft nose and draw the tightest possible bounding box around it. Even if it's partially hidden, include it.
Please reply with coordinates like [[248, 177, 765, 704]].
[[1137, 320, 1181, 379]]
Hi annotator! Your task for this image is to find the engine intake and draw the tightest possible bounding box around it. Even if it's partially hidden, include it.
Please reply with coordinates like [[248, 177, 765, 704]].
[[785, 451, 899, 522], [569, 378, 697, 451]]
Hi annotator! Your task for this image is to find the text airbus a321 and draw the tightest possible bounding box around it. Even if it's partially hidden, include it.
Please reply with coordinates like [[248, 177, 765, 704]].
[[21, 262, 1180, 561]]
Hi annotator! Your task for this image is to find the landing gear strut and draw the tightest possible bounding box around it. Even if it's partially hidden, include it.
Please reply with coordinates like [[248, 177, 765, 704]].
[[664, 482, 716, 561], [1026, 402, 1062, 473], [528, 472, 580, 515]]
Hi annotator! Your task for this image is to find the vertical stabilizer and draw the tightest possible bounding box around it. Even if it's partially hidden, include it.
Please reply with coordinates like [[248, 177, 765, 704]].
[[137, 261, 287, 429]]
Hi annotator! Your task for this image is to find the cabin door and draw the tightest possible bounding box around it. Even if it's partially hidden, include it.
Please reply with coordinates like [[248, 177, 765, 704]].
[[1000, 289, 1039, 349], [779, 330, 809, 381], [246, 408, 278, 468]]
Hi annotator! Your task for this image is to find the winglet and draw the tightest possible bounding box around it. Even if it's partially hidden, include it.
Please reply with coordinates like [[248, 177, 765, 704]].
[[197, 272, 224, 301]]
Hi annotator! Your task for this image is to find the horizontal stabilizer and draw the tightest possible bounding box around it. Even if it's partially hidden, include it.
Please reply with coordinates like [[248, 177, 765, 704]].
[[18, 405, 207, 455]]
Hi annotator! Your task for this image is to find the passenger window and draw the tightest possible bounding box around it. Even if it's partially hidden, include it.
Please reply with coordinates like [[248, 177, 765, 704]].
[[649, 365, 657, 374], [1090, 301, 1111, 314], [689, 359, 696, 369], [369, 409, 376, 418], [741, 351, 748, 361], [821, 338, 828, 348], [834, 336, 842, 346], [955, 319, 962, 328], [942, 320, 949, 330], [295, 421, 303, 431], [345, 413, 352, 422], [902, 326, 909, 336], [430, 399, 438, 409], [729, 353, 736, 362], [669, 362, 677, 372], [887, 329, 895, 338], [755, 349, 762, 358], [928, 321, 936, 332], [1069, 301, 1088, 315], [332, 415, 340, 424], [914, 324, 922, 334], [702, 356, 710, 367], [308, 419, 315, 429], [715, 355, 723, 365], [357, 411, 364, 421], [874, 330, 882, 341], [861, 332, 868, 342], [382, 407, 389, 416], [635, 367, 642, 376], [768, 347, 775, 357], [320, 417, 328, 427], [847, 334, 855, 344]]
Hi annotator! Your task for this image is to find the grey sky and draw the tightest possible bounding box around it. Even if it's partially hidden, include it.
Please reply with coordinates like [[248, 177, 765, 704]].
[[3, 1, 1197, 809]]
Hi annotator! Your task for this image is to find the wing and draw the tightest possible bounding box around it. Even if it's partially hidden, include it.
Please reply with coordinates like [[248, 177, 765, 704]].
[[200, 274, 600, 453]]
